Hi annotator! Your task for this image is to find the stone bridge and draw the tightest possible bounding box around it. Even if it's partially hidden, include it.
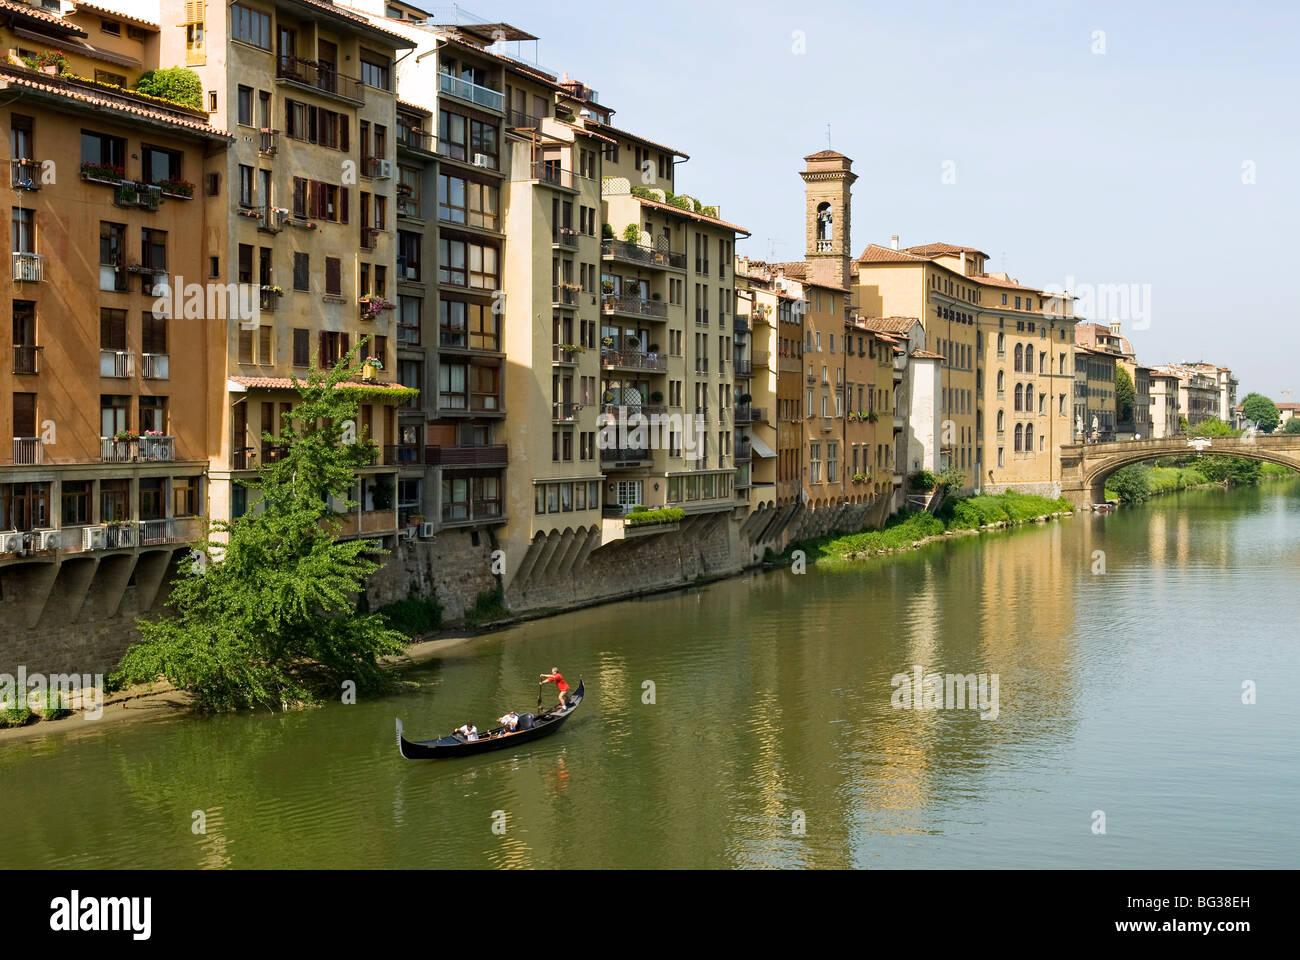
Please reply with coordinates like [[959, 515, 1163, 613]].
[[1060, 434, 1300, 506]]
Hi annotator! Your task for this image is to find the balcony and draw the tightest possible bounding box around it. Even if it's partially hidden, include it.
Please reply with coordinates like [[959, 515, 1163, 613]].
[[12, 252, 43, 282], [553, 227, 578, 248], [441, 499, 503, 525], [600, 446, 651, 466], [734, 405, 753, 424], [600, 404, 667, 419], [11, 158, 40, 190], [361, 226, 380, 250], [552, 284, 579, 306], [384, 443, 422, 467], [601, 295, 667, 319], [397, 127, 436, 155], [733, 358, 753, 377], [142, 353, 169, 380], [752, 351, 770, 368], [751, 407, 770, 424], [601, 349, 667, 373], [735, 444, 752, 463], [13, 345, 40, 375], [12, 437, 40, 465], [101, 435, 176, 463], [528, 162, 576, 190], [100, 349, 135, 378], [276, 56, 365, 105], [257, 205, 286, 233], [778, 353, 802, 374], [362, 155, 391, 179], [601, 239, 686, 270], [438, 71, 503, 111], [425, 444, 508, 467], [552, 344, 584, 365], [733, 317, 749, 335], [113, 181, 161, 211], [552, 401, 583, 422], [258, 128, 279, 155], [139, 517, 200, 547]]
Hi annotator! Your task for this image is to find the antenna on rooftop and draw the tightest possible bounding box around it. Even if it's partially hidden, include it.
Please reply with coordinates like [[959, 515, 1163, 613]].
[[826, 123, 832, 149]]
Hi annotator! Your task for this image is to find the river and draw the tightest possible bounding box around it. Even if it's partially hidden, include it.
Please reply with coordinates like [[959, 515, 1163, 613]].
[[2, 482, 1298, 869]]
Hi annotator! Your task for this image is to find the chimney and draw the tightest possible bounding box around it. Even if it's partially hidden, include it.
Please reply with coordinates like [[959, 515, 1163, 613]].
[[1110, 320, 1121, 336], [960, 250, 966, 273], [890, 235, 899, 250]]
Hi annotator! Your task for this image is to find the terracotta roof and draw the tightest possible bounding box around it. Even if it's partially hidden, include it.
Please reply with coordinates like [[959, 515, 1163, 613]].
[[911, 350, 946, 360], [858, 316, 919, 334], [296, 0, 413, 46], [70, 3, 158, 30], [396, 98, 431, 116], [770, 261, 806, 279], [804, 149, 850, 161], [903, 242, 990, 259], [0, 0, 87, 36], [0, 65, 229, 138], [590, 119, 687, 160], [634, 196, 749, 236], [229, 376, 412, 394], [857, 244, 931, 263], [971, 273, 1043, 292], [1275, 402, 1300, 411]]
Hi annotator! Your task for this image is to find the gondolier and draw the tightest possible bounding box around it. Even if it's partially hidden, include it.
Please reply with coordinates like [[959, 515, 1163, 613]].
[[540, 667, 570, 710]]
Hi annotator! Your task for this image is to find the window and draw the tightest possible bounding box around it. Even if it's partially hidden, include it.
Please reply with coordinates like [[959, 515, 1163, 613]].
[[284, 99, 349, 150], [237, 85, 253, 125], [325, 257, 341, 296], [231, 4, 271, 49], [291, 177, 346, 221], [141, 145, 180, 185], [398, 230, 420, 280], [293, 328, 309, 366], [398, 296, 421, 345], [12, 207, 34, 254], [293, 252, 309, 291], [238, 164, 254, 205], [142, 312, 167, 356], [360, 51, 390, 90], [81, 130, 126, 172]]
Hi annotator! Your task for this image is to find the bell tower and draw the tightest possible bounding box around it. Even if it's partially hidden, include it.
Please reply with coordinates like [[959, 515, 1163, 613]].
[[800, 150, 856, 290]]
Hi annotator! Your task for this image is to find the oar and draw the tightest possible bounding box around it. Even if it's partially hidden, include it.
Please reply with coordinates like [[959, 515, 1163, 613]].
[[536, 680, 543, 714]]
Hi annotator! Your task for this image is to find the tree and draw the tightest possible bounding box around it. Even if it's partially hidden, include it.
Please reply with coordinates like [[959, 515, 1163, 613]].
[[1195, 455, 1262, 486], [1114, 365, 1136, 423], [1188, 416, 1235, 437], [1240, 392, 1280, 433], [1107, 463, 1151, 502], [134, 67, 203, 109], [115, 346, 407, 711], [1283, 417, 1300, 435]]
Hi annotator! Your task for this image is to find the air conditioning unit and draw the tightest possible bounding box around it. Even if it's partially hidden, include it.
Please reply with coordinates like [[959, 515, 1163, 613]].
[[472, 153, 491, 168], [398, 527, 415, 541], [419, 522, 436, 538], [374, 159, 394, 179], [0, 531, 23, 554], [83, 525, 107, 551], [37, 530, 61, 550], [404, 265, 417, 279]]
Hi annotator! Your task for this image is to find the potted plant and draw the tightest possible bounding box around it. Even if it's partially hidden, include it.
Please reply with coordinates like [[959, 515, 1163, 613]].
[[262, 284, 283, 295], [601, 279, 615, 294], [852, 471, 867, 484], [650, 391, 664, 404], [867, 412, 879, 423], [601, 336, 614, 348], [603, 389, 616, 404], [648, 343, 660, 353], [361, 355, 383, 380], [736, 392, 753, 404], [602, 223, 614, 240], [624, 336, 641, 352], [24, 50, 67, 75], [847, 411, 857, 421], [113, 429, 139, 443], [651, 292, 662, 301], [622, 223, 640, 244], [80, 161, 125, 183], [156, 177, 196, 198], [359, 294, 391, 319]]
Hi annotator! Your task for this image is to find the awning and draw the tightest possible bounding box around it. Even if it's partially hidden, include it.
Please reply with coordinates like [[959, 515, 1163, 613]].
[[749, 434, 776, 459]]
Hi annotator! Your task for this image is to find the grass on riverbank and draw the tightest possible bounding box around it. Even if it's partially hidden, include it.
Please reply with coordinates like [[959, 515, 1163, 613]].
[[784, 491, 1071, 567]]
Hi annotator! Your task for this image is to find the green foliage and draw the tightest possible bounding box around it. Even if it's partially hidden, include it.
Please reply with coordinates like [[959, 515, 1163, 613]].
[[938, 492, 1072, 530], [621, 223, 641, 243], [602, 223, 614, 239], [379, 596, 443, 638], [1195, 455, 1262, 486], [30, 690, 71, 721], [115, 345, 407, 712], [910, 470, 937, 492], [0, 707, 34, 728], [1283, 417, 1300, 435], [1188, 416, 1236, 437], [22, 49, 68, 72], [465, 587, 507, 627], [936, 467, 966, 489], [1115, 365, 1136, 422], [791, 511, 946, 565], [625, 507, 685, 527], [133, 67, 203, 109], [1241, 393, 1280, 433], [1107, 464, 1152, 502], [1261, 462, 1297, 478]]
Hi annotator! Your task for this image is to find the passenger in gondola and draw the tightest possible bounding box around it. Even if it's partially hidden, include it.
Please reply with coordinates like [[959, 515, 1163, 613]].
[[455, 722, 478, 741], [498, 710, 520, 733], [539, 667, 570, 710]]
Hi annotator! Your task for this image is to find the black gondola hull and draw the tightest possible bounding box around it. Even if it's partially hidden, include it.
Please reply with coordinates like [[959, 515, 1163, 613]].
[[397, 680, 584, 760]]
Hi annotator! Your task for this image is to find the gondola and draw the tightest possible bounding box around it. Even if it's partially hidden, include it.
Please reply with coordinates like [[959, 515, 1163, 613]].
[[396, 679, 584, 759]]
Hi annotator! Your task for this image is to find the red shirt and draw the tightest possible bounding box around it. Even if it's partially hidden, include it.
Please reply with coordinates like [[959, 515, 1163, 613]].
[[544, 671, 569, 692]]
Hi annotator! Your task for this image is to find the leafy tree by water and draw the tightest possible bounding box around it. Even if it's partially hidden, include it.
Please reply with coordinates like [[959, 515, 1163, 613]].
[[1283, 417, 1300, 435], [1108, 464, 1152, 502], [1115, 365, 1135, 423], [1188, 416, 1236, 437], [1241, 393, 1280, 433], [116, 347, 407, 711], [1195, 455, 1263, 486]]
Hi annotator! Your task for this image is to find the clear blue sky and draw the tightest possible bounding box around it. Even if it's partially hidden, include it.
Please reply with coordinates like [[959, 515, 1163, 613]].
[[471, 0, 1298, 400]]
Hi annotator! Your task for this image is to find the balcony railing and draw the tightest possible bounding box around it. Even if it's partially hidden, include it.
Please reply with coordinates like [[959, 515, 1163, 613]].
[[505, 107, 542, 129], [385, 443, 422, 466], [600, 404, 667, 418], [397, 127, 436, 154], [113, 181, 161, 211], [552, 401, 583, 422], [101, 435, 175, 462], [552, 344, 583, 364], [734, 405, 753, 424], [425, 444, 508, 467], [553, 227, 578, 247], [12, 252, 43, 282], [751, 407, 770, 424], [259, 128, 279, 155], [735, 444, 752, 463], [752, 351, 770, 368], [733, 358, 753, 377], [104, 521, 137, 550], [100, 349, 134, 378], [600, 446, 651, 464], [11, 158, 40, 190], [12, 437, 40, 465], [276, 56, 365, 104], [438, 71, 503, 111], [733, 317, 749, 335], [257, 205, 286, 233], [141, 353, 169, 380], [601, 349, 667, 372], [600, 239, 686, 270], [529, 162, 575, 189], [602, 296, 667, 318], [13, 345, 40, 375], [552, 284, 579, 305], [139, 517, 195, 547], [361, 226, 380, 250], [442, 499, 503, 524]]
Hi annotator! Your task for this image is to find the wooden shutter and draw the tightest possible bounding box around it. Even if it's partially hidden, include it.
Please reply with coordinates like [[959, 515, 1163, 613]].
[[293, 328, 309, 366], [340, 332, 350, 359], [319, 330, 328, 368], [340, 187, 348, 224], [12, 393, 36, 437], [325, 257, 340, 295], [341, 115, 349, 153]]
